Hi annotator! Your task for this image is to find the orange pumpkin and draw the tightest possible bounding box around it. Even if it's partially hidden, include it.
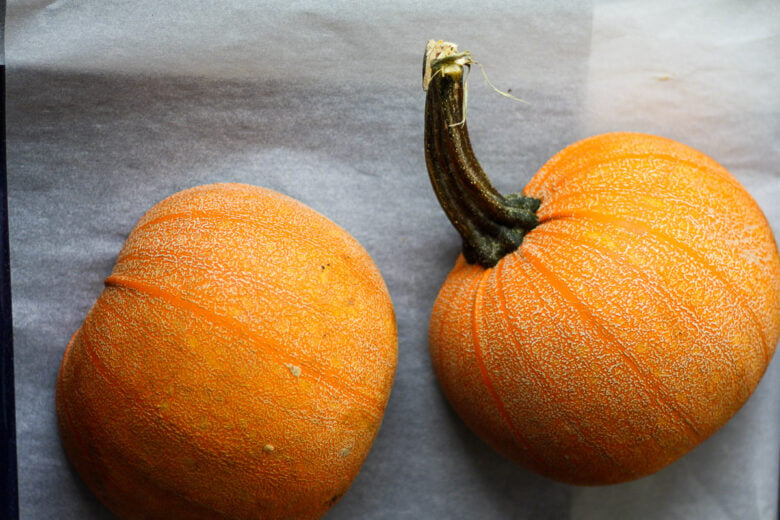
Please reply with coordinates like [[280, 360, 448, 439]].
[[56, 183, 397, 519], [423, 41, 780, 485]]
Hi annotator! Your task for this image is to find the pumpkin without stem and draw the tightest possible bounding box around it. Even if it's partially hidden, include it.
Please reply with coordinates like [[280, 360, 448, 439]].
[[423, 40, 780, 485], [56, 183, 398, 519]]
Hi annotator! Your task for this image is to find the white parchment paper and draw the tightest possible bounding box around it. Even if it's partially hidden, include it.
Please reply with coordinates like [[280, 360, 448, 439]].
[[6, 0, 779, 518]]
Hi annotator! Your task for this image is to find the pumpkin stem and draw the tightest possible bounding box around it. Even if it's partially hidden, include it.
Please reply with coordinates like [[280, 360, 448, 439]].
[[423, 40, 540, 268]]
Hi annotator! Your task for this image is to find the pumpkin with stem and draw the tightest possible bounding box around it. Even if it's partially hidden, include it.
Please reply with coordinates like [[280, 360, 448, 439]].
[[56, 183, 398, 519], [423, 40, 780, 485]]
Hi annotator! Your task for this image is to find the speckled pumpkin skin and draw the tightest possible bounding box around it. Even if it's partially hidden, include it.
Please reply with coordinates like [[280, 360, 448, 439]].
[[56, 183, 398, 519], [430, 133, 780, 485]]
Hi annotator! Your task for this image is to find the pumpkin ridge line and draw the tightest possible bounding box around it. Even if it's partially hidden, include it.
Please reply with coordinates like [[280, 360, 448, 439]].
[[554, 210, 771, 366], [497, 253, 645, 456], [78, 316, 263, 477], [537, 227, 744, 389], [511, 254, 643, 473], [103, 274, 385, 419], [81, 302, 355, 499], [86, 303, 338, 454], [114, 250, 347, 323], [470, 268, 538, 459], [96, 296, 341, 429], [495, 256, 556, 390], [128, 209, 332, 255], [79, 314, 199, 440], [133, 209, 266, 237], [520, 249, 702, 442], [534, 151, 740, 201], [537, 188, 718, 221], [68, 326, 246, 517], [536, 187, 763, 233]]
